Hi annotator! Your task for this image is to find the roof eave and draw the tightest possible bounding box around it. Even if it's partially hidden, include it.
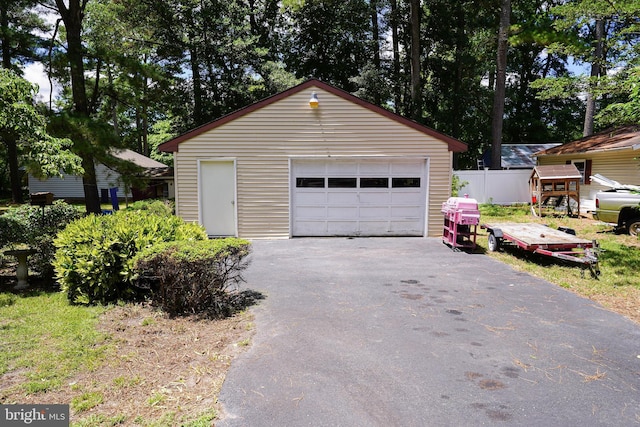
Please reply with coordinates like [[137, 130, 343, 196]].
[[540, 144, 639, 156]]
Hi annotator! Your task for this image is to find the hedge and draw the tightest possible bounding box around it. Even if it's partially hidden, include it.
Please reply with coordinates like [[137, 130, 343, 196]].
[[133, 238, 251, 318], [53, 210, 207, 305]]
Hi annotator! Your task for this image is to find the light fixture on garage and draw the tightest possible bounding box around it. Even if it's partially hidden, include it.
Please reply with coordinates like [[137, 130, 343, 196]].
[[309, 92, 319, 108]]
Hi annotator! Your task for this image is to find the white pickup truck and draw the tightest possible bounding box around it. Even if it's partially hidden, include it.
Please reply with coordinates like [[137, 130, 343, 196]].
[[592, 175, 640, 235]]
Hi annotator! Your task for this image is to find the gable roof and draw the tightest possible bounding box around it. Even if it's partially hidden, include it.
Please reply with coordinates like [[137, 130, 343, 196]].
[[111, 149, 168, 168], [531, 164, 582, 180], [109, 149, 172, 178], [536, 126, 640, 156], [158, 79, 467, 153]]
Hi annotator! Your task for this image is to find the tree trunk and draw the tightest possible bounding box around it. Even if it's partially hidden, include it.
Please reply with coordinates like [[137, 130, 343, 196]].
[[189, 46, 205, 126], [2, 4, 23, 203], [108, 64, 119, 137], [451, 3, 465, 139], [409, 0, 421, 121], [55, 0, 101, 214], [5, 134, 23, 203], [390, 0, 401, 113], [1, 3, 11, 69], [142, 72, 149, 156], [583, 19, 605, 137], [370, 0, 381, 105], [490, 0, 511, 171]]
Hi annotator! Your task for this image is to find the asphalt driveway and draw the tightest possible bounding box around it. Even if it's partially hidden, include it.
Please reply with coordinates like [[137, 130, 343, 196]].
[[217, 238, 640, 426]]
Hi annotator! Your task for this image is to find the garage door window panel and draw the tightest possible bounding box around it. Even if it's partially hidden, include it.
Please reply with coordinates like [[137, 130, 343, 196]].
[[296, 177, 325, 188], [360, 178, 389, 188], [392, 178, 421, 188], [328, 178, 357, 188]]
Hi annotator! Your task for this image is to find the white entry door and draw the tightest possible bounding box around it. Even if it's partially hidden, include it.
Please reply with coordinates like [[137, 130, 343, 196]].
[[199, 160, 236, 236], [292, 159, 427, 236]]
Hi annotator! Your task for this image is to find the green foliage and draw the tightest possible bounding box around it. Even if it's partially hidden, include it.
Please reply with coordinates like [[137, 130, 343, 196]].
[[53, 210, 207, 305], [479, 203, 530, 219], [0, 69, 83, 179], [147, 119, 176, 167], [0, 201, 82, 278], [451, 174, 468, 197], [133, 238, 251, 318], [126, 199, 174, 216], [0, 213, 25, 248], [596, 67, 640, 126], [530, 76, 585, 100]]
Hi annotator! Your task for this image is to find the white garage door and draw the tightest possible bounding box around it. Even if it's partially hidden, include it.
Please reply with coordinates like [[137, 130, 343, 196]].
[[292, 159, 427, 236]]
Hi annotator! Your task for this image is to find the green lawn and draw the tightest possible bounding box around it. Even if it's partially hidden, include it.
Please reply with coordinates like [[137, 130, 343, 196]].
[[0, 291, 111, 398], [477, 204, 640, 323]]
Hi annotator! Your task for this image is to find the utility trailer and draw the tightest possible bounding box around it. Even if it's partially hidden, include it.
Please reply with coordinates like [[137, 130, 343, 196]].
[[481, 222, 601, 277]]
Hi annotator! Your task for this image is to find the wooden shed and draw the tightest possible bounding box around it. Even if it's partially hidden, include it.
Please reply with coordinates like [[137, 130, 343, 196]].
[[158, 79, 467, 238], [529, 164, 582, 217]]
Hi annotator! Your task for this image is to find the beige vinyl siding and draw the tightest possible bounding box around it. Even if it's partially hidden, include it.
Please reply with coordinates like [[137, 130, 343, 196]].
[[538, 149, 640, 200], [174, 85, 452, 238]]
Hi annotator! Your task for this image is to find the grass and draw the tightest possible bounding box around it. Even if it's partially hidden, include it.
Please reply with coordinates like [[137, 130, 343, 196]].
[[0, 290, 242, 426], [478, 203, 640, 323], [0, 291, 111, 398], [71, 391, 105, 412]]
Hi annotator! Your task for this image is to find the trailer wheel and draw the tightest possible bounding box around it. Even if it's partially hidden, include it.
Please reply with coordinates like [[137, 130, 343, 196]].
[[627, 218, 640, 236], [487, 232, 501, 252]]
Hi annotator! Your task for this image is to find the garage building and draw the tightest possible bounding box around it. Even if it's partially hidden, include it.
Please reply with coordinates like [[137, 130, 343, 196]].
[[158, 79, 466, 238]]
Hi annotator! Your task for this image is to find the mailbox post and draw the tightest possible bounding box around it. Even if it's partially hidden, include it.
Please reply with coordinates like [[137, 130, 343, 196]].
[[30, 192, 54, 226]]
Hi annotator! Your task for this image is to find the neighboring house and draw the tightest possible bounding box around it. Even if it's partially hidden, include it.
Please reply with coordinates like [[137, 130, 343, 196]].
[[535, 126, 640, 201], [28, 149, 174, 202], [158, 79, 466, 238], [479, 143, 561, 169]]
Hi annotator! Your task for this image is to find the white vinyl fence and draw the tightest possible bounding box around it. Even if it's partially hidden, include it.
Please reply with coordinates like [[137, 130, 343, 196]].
[[454, 169, 532, 204]]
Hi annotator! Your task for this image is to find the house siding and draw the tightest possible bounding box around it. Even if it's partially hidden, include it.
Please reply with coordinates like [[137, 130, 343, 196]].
[[28, 163, 132, 199], [538, 150, 640, 199], [174, 86, 453, 238]]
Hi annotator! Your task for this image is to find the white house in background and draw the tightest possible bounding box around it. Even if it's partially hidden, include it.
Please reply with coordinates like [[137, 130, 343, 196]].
[[28, 149, 174, 202], [158, 79, 467, 238]]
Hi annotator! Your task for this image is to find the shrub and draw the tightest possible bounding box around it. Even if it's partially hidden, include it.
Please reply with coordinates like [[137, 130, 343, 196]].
[[126, 199, 174, 216], [0, 201, 82, 278], [53, 210, 207, 305], [0, 214, 26, 248], [133, 238, 251, 318], [451, 174, 469, 197]]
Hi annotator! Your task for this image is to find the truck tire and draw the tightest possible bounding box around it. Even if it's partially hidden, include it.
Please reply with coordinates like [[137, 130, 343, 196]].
[[627, 219, 640, 236]]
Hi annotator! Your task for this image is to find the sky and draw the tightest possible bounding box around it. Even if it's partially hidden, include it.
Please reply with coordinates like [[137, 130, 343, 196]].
[[23, 61, 61, 103]]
